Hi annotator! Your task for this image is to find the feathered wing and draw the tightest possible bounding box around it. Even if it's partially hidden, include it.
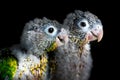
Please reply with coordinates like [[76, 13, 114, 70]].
[[0, 48, 18, 80]]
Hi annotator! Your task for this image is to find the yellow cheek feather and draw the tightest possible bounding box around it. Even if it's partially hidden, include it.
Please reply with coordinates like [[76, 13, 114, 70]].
[[46, 41, 58, 52]]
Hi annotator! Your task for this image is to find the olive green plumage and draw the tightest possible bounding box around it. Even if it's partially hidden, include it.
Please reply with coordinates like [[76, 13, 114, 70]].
[[0, 48, 17, 80]]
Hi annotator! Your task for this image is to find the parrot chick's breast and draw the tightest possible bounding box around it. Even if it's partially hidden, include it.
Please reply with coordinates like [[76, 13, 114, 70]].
[[51, 41, 92, 80], [14, 53, 48, 80], [13, 41, 58, 80]]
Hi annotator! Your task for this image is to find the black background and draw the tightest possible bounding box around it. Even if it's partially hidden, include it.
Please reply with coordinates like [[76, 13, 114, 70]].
[[0, 0, 119, 80]]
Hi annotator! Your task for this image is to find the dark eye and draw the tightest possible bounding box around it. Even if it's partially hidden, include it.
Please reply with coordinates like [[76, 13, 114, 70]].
[[45, 25, 57, 36], [48, 27, 54, 33], [78, 19, 89, 28], [80, 22, 86, 27]]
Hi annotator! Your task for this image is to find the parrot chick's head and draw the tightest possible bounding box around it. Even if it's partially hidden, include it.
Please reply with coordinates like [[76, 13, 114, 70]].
[[64, 10, 103, 44], [20, 17, 68, 56]]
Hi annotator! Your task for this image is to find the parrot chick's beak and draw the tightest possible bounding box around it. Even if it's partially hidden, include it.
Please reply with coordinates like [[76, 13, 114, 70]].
[[85, 24, 103, 43], [56, 28, 69, 46]]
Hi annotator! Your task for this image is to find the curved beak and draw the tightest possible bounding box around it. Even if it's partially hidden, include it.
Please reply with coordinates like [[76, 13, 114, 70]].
[[56, 28, 69, 46], [86, 24, 103, 42]]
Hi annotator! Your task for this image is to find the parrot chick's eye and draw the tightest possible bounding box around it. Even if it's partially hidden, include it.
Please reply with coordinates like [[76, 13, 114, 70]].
[[80, 22, 86, 27], [48, 27, 54, 33], [78, 19, 89, 28], [44, 25, 57, 36]]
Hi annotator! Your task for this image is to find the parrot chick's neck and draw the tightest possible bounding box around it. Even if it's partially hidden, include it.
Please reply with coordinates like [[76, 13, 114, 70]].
[[45, 41, 58, 53], [69, 36, 89, 57]]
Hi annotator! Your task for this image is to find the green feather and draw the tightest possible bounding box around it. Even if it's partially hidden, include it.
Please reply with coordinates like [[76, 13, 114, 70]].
[[46, 41, 57, 52], [0, 48, 17, 80]]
